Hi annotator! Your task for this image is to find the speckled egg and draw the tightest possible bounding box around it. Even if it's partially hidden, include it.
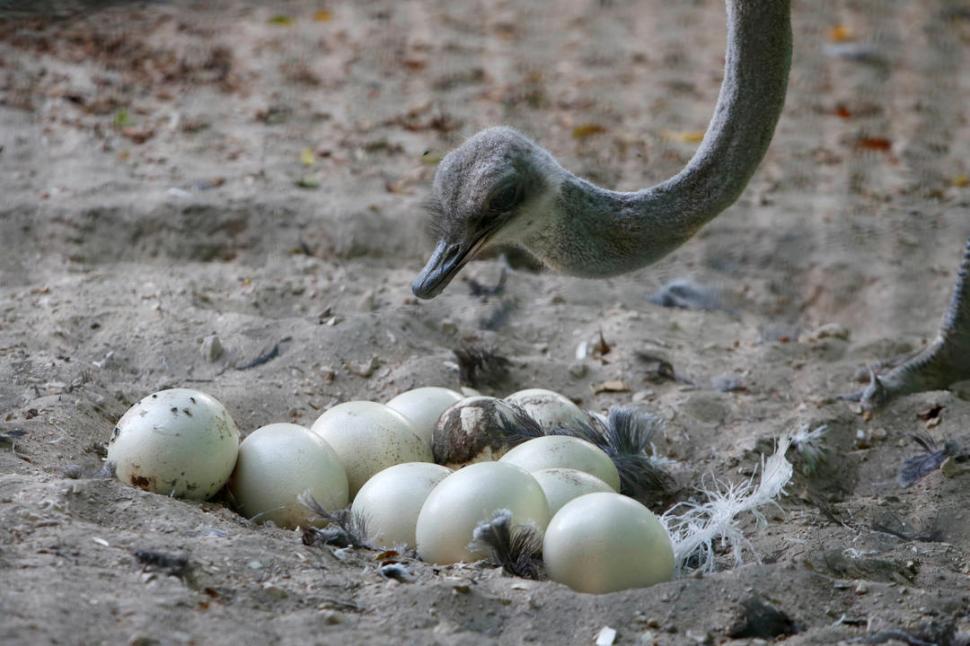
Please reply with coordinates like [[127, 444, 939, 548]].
[[504, 388, 588, 432], [107, 388, 239, 500], [499, 435, 621, 491], [531, 467, 615, 516], [432, 396, 541, 468]]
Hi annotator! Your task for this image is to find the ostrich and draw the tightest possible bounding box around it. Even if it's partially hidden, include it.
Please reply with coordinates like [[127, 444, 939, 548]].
[[411, 0, 970, 412]]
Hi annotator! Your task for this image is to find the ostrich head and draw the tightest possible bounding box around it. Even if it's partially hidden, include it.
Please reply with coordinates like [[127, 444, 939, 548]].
[[411, 127, 560, 299]]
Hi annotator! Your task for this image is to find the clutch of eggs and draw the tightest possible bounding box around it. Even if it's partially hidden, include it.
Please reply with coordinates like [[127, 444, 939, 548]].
[[107, 385, 675, 593]]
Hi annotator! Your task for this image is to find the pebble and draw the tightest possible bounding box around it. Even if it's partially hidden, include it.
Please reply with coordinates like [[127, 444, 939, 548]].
[[568, 361, 588, 378], [804, 322, 851, 342], [595, 626, 617, 646], [200, 334, 224, 362]]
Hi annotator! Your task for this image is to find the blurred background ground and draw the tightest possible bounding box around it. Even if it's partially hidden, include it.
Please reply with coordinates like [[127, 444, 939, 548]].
[[1, 1, 970, 644]]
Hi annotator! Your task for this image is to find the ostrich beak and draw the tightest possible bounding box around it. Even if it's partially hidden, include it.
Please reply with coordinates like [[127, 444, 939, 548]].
[[412, 236, 488, 299]]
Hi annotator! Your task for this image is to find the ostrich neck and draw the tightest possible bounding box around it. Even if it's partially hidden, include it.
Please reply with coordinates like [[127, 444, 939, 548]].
[[541, 0, 792, 277]]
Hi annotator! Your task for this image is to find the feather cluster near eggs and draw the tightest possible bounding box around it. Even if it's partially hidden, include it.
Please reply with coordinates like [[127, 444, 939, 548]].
[[106, 384, 791, 594]]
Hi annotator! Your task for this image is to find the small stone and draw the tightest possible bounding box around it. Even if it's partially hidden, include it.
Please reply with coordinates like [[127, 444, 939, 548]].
[[441, 320, 458, 335], [261, 583, 287, 599], [632, 390, 654, 402], [357, 290, 377, 311], [595, 626, 617, 646], [592, 380, 630, 394], [568, 361, 588, 378], [247, 560, 263, 570], [321, 611, 343, 625], [319, 366, 336, 384], [804, 323, 851, 342], [443, 577, 471, 594], [855, 581, 869, 594], [347, 356, 379, 378], [942, 456, 970, 479], [200, 335, 224, 362], [61, 464, 83, 479]]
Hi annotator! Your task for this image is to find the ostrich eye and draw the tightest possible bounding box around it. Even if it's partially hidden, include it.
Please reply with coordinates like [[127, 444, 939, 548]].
[[487, 183, 523, 213]]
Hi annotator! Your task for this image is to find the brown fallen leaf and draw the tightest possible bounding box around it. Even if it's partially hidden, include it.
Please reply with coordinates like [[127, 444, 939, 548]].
[[828, 24, 854, 43], [572, 123, 607, 140], [854, 136, 892, 152], [917, 404, 943, 422], [313, 9, 333, 22], [592, 329, 611, 357], [662, 129, 705, 144], [592, 380, 630, 394], [121, 126, 155, 144]]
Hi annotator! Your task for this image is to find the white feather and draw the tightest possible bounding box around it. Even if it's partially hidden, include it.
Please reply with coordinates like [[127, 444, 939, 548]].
[[661, 436, 793, 576]]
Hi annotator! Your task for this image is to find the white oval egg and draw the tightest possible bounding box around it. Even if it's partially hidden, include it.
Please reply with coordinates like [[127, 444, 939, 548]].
[[531, 468, 615, 516], [385, 387, 464, 446], [432, 396, 540, 468], [311, 401, 432, 496], [107, 388, 239, 500], [499, 435, 621, 491], [351, 462, 452, 549], [504, 388, 588, 432], [543, 492, 674, 593], [228, 423, 348, 529], [415, 461, 549, 565]]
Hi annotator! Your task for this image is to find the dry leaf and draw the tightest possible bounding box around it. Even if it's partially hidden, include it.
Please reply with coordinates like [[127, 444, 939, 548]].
[[374, 550, 400, 563], [572, 123, 607, 140], [268, 15, 294, 26], [662, 129, 705, 144], [828, 25, 854, 43], [592, 380, 630, 394], [833, 104, 852, 119], [421, 151, 443, 165], [854, 136, 892, 152], [313, 9, 333, 22], [952, 175, 969, 188], [300, 147, 315, 166], [295, 175, 320, 189]]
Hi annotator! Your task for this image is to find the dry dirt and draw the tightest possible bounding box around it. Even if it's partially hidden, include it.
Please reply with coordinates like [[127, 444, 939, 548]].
[[2, 0, 970, 644]]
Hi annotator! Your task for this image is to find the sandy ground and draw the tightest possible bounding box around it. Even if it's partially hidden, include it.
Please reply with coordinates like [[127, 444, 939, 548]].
[[2, 0, 970, 644]]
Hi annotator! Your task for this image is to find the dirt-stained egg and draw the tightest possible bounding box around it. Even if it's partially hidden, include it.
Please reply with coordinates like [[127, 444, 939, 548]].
[[228, 423, 348, 529], [499, 435, 621, 491], [531, 467, 615, 516], [415, 461, 550, 565], [351, 462, 452, 549], [543, 492, 674, 593], [504, 388, 588, 432], [432, 396, 541, 468], [385, 387, 464, 447], [311, 401, 432, 496], [107, 388, 239, 500]]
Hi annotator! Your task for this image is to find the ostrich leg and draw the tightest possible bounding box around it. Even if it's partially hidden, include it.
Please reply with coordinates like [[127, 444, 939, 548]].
[[848, 236, 970, 412]]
